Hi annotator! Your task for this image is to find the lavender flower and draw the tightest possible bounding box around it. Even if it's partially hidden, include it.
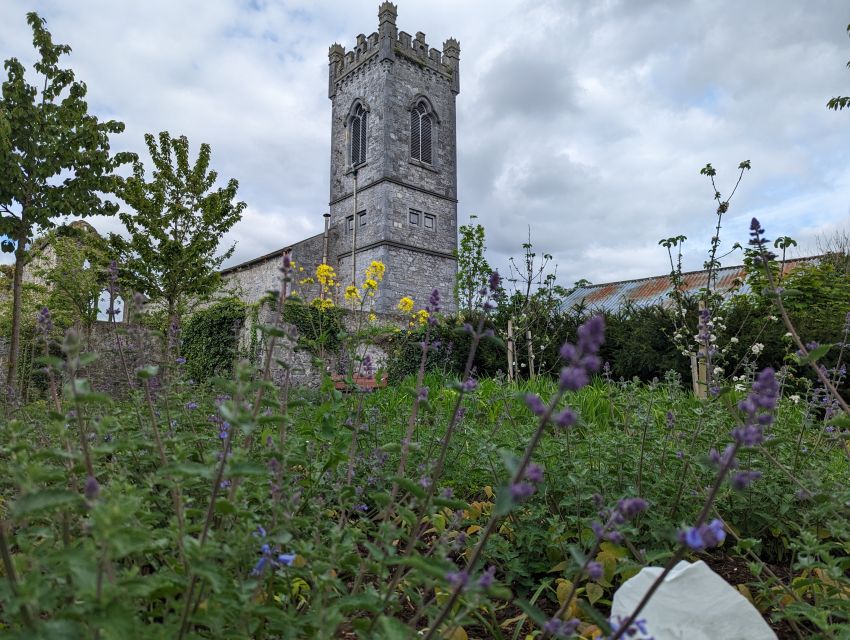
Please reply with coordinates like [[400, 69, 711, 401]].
[[731, 470, 762, 490], [586, 560, 603, 581], [510, 482, 536, 502], [555, 408, 577, 428], [525, 463, 544, 484], [461, 378, 478, 393], [446, 569, 469, 589], [84, 475, 100, 500], [525, 393, 546, 416], [477, 565, 496, 589], [731, 368, 778, 447], [679, 518, 726, 551], [616, 497, 648, 521], [543, 617, 579, 638]]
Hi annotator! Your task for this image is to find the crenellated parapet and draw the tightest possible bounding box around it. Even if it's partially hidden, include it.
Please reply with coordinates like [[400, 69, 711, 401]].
[[328, 3, 460, 98]]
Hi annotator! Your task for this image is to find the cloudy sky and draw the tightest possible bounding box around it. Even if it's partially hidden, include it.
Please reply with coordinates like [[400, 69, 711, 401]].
[[2, 0, 849, 287]]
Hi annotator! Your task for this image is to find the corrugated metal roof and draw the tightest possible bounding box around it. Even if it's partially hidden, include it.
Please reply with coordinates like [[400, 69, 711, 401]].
[[561, 257, 820, 313]]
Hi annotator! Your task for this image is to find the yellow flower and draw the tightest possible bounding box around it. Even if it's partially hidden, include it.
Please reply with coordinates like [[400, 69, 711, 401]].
[[397, 296, 414, 313], [362, 278, 378, 291], [416, 309, 430, 326], [311, 297, 335, 311], [365, 260, 386, 282], [368, 312, 377, 323], [316, 264, 337, 287], [299, 277, 315, 285], [344, 285, 361, 301]]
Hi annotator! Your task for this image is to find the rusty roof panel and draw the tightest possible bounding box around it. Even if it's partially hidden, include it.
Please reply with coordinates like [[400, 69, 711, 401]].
[[561, 257, 820, 313]]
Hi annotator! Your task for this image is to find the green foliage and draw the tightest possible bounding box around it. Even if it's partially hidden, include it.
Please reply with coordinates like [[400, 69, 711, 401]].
[[0, 12, 131, 386], [181, 298, 247, 382], [33, 223, 110, 334], [385, 314, 506, 381], [455, 215, 493, 314], [281, 297, 344, 356], [110, 131, 245, 327]]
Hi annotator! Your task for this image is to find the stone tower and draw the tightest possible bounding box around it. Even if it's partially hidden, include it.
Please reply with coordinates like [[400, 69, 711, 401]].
[[327, 3, 460, 313]]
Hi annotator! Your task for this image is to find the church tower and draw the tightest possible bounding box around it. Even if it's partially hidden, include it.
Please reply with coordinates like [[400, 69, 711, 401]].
[[327, 3, 460, 313]]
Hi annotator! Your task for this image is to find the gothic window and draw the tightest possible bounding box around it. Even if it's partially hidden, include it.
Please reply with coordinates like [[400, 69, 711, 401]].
[[410, 101, 433, 164], [349, 102, 368, 166]]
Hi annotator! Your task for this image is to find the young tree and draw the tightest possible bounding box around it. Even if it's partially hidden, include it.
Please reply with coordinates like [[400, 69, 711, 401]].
[[0, 12, 131, 390], [33, 222, 110, 341], [455, 215, 493, 314], [111, 132, 245, 351]]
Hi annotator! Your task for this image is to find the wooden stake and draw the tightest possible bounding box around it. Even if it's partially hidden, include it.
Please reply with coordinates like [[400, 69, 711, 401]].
[[507, 320, 515, 382]]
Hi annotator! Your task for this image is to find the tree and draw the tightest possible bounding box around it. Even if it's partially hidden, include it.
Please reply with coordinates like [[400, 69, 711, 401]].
[[827, 23, 850, 111], [33, 222, 110, 341], [455, 215, 492, 314], [111, 132, 245, 352], [0, 12, 131, 390]]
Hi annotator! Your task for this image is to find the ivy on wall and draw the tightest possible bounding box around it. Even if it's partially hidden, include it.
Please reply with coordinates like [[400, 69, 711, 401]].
[[281, 298, 344, 356], [182, 298, 247, 383]]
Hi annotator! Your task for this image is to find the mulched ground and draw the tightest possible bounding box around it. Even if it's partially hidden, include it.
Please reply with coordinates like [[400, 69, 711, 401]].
[[703, 551, 801, 639]]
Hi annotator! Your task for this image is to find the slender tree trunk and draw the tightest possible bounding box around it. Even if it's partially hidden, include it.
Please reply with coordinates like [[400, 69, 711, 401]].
[[6, 221, 28, 394]]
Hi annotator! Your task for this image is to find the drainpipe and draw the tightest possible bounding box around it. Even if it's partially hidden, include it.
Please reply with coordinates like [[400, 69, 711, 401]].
[[321, 213, 330, 265]]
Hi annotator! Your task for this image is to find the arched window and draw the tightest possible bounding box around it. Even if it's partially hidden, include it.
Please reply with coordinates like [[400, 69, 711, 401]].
[[349, 102, 368, 166], [410, 101, 433, 164]]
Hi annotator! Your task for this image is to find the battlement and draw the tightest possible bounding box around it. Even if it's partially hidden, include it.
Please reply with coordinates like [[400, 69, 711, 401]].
[[328, 3, 460, 96]]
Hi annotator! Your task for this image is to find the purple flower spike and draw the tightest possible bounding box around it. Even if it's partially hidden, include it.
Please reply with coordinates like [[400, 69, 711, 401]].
[[510, 482, 536, 502], [555, 408, 576, 428], [525, 463, 544, 484], [446, 569, 469, 590], [543, 617, 579, 638], [525, 393, 546, 416], [616, 497, 648, 520], [586, 560, 603, 581], [84, 475, 100, 500], [477, 565, 496, 589]]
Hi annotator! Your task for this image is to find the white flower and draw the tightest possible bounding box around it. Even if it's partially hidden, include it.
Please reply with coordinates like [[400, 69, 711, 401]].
[[729, 337, 739, 344], [713, 367, 724, 376], [751, 343, 765, 355], [710, 334, 717, 342], [734, 383, 746, 392], [784, 332, 793, 338], [789, 394, 801, 404], [769, 315, 778, 322]]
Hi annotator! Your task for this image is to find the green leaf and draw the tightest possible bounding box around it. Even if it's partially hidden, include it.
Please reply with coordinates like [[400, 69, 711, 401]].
[[391, 476, 426, 500], [433, 497, 469, 511], [13, 489, 84, 518], [136, 365, 159, 380], [796, 343, 832, 365]]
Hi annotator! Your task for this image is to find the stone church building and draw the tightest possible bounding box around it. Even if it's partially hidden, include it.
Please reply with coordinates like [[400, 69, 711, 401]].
[[222, 3, 460, 314]]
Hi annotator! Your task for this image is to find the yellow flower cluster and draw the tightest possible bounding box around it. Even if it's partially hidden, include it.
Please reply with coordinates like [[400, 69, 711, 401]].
[[365, 260, 385, 283], [344, 285, 361, 301], [397, 296, 414, 313], [311, 297, 335, 311], [415, 309, 429, 326], [316, 264, 337, 288]]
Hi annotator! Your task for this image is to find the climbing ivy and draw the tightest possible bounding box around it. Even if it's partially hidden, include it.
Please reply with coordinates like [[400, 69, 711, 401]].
[[181, 298, 247, 383], [281, 297, 344, 356]]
